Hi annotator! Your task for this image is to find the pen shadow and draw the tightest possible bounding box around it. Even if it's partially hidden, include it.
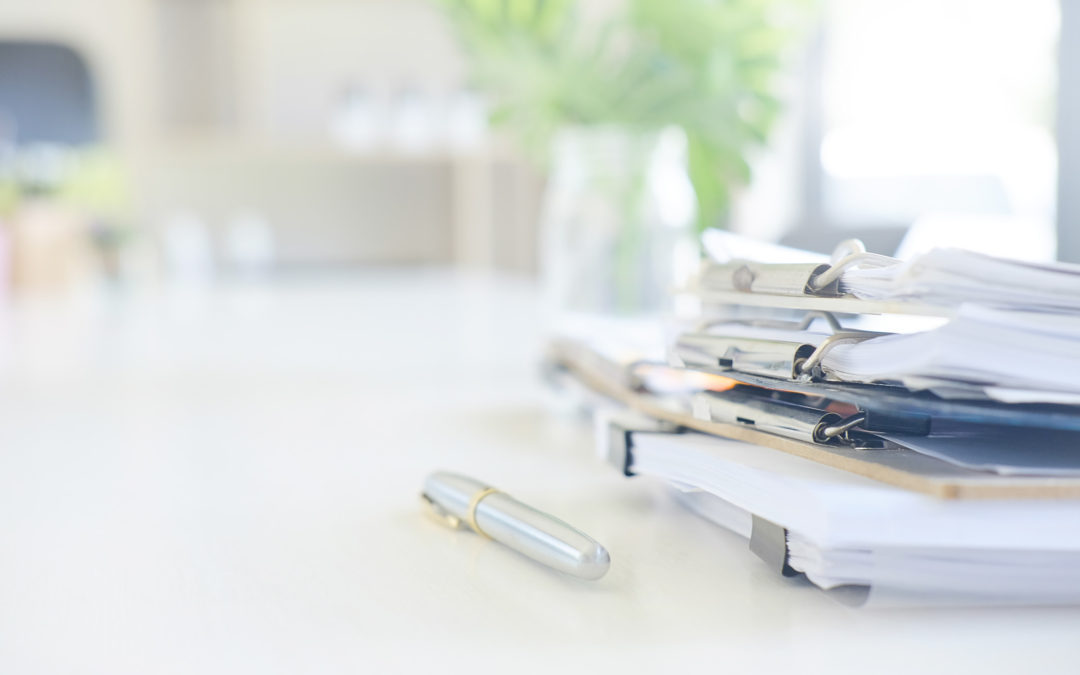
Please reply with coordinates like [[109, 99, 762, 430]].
[[405, 508, 622, 593], [390, 490, 846, 643]]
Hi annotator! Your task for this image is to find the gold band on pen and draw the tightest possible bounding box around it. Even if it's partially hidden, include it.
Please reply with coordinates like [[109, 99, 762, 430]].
[[466, 487, 500, 538]]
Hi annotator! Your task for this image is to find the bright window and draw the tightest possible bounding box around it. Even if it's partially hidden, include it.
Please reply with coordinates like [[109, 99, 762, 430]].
[[820, 0, 1059, 259]]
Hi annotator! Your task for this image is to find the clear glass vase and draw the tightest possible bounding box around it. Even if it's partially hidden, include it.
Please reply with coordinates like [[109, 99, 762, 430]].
[[538, 126, 698, 329]]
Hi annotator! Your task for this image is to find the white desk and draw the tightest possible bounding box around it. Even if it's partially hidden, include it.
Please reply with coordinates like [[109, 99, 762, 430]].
[[0, 272, 1077, 674]]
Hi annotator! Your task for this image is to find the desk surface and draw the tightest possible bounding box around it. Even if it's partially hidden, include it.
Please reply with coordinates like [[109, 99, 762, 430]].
[[1, 272, 1078, 674]]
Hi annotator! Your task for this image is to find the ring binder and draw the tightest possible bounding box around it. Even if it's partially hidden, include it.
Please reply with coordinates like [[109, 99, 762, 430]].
[[553, 233, 1080, 504], [797, 331, 882, 381], [692, 389, 887, 450], [696, 239, 896, 299], [550, 336, 1080, 497], [674, 312, 884, 383], [806, 239, 895, 293], [675, 332, 817, 380], [702, 261, 841, 297]]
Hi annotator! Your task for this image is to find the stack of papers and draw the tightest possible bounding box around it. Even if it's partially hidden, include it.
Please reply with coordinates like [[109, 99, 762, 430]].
[[841, 248, 1080, 312], [702, 229, 1080, 313], [824, 306, 1080, 403], [552, 233, 1080, 607], [689, 306, 1080, 404], [628, 431, 1080, 607]]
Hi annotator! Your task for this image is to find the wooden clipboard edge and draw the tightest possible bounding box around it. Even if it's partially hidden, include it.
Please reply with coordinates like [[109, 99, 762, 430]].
[[551, 344, 1080, 500]]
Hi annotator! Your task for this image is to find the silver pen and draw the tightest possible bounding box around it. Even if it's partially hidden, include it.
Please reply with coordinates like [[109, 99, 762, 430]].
[[421, 472, 611, 580]]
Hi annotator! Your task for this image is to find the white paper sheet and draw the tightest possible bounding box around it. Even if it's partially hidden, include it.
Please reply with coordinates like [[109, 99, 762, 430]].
[[629, 431, 1080, 550]]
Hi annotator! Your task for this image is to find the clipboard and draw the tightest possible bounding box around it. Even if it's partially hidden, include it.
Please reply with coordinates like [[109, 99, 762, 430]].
[[674, 311, 885, 382], [672, 311, 1080, 432], [696, 240, 889, 296], [548, 339, 1080, 500], [690, 238, 952, 316]]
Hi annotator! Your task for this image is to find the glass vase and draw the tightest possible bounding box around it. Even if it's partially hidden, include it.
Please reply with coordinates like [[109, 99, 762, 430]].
[[538, 126, 698, 329]]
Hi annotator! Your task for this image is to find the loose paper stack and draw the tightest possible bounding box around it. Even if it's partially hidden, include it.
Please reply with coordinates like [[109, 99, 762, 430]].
[[627, 431, 1080, 607], [550, 233, 1080, 606]]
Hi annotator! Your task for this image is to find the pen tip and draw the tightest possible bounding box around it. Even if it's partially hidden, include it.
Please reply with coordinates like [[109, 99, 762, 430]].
[[578, 543, 611, 581]]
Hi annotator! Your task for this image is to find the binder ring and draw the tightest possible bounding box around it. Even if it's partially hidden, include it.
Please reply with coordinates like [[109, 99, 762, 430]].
[[808, 252, 894, 292], [808, 240, 896, 292], [796, 332, 883, 379], [467, 487, 501, 538]]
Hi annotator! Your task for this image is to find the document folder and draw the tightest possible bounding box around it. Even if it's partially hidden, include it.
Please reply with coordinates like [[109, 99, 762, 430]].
[[698, 238, 892, 298], [555, 339, 1080, 499], [603, 414, 1080, 607], [693, 237, 1080, 314], [672, 312, 1080, 430], [673, 313, 885, 382]]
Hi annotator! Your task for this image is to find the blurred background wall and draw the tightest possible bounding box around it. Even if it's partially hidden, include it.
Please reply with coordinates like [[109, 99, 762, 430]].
[[0, 0, 1069, 295], [0, 0, 543, 288]]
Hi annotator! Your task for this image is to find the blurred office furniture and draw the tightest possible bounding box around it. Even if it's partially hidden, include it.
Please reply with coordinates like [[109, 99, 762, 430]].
[[0, 40, 103, 294], [145, 0, 541, 273], [160, 212, 215, 284], [330, 85, 381, 152], [0, 0, 542, 276], [0, 41, 98, 145], [8, 202, 96, 292], [223, 211, 275, 277], [144, 142, 540, 271]]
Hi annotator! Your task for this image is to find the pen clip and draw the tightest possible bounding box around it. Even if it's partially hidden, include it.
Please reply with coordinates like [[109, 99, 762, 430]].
[[420, 492, 466, 530]]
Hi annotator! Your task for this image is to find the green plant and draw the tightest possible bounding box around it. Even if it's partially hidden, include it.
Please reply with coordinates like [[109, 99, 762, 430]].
[[436, 0, 810, 233], [0, 147, 133, 249]]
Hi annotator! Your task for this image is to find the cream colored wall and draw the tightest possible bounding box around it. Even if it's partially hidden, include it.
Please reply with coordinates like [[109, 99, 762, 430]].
[[235, 0, 466, 139]]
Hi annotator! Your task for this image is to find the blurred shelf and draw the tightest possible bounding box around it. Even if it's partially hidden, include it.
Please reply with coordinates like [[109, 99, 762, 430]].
[[146, 134, 520, 166]]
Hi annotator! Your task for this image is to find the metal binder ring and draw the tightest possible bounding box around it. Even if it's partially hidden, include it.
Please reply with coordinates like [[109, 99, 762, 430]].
[[808, 249, 896, 292], [829, 238, 867, 262], [796, 333, 883, 379], [467, 487, 501, 538], [820, 413, 868, 440]]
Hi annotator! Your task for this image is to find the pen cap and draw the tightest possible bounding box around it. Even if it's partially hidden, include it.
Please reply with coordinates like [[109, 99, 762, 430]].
[[474, 492, 611, 580], [423, 472, 611, 580]]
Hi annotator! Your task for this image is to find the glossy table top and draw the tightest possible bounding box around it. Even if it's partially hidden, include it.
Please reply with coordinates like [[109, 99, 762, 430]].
[[0, 271, 1077, 674]]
